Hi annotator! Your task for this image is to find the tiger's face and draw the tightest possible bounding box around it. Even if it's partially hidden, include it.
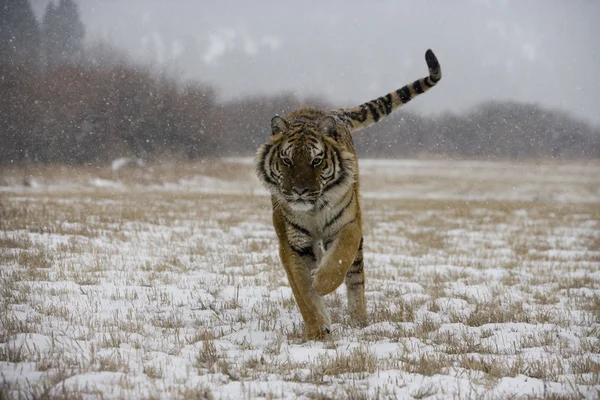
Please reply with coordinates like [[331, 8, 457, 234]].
[[255, 115, 356, 212]]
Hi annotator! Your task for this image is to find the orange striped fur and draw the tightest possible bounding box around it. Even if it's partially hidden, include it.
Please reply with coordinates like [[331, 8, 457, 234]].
[[255, 50, 442, 340]]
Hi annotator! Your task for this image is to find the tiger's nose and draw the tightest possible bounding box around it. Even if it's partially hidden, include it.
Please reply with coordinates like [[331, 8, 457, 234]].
[[292, 183, 310, 196]]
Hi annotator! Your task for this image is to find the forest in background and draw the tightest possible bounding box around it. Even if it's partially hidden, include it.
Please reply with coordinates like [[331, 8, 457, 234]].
[[2, 0, 599, 165]]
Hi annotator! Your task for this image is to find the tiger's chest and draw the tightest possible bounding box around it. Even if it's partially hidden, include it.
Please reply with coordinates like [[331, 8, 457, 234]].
[[283, 190, 358, 263], [284, 214, 335, 265]]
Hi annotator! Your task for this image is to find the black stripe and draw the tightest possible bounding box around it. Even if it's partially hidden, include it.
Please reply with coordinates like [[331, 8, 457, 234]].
[[271, 159, 282, 180], [345, 104, 368, 123], [425, 49, 439, 70], [322, 165, 334, 181], [317, 198, 330, 210], [290, 245, 316, 260], [258, 144, 279, 187], [397, 86, 411, 104], [321, 145, 335, 180], [324, 238, 334, 250], [382, 94, 393, 114], [284, 217, 311, 237], [337, 113, 354, 128], [322, 169, 344, 193], [374, 98, 386, 115], [424, 50, 441, 83], [347, 280, 364, 289], [351, 257, 363, 267], [366, 102, 380, 122], [412, 80, 424, 94], [359, 104, 368, 121], [322, 148, 345, 193], [358, 236, 363, 250], [346, 265, 363, 277], [422, 77, 434, 88], [324, 193, 354, 229], [331, 217, 357, 237], [331, 144, 340, 168]]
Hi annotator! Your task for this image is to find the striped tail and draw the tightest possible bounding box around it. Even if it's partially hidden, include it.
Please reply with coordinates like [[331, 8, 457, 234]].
[[334, 49, 441, 132]]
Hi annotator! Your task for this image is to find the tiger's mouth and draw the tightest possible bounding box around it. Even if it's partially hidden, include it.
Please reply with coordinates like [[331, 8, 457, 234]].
[[281, 189, 320, 202]]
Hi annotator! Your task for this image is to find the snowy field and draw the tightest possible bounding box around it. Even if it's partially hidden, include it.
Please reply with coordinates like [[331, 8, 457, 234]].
[[1, 158, 599, 399]]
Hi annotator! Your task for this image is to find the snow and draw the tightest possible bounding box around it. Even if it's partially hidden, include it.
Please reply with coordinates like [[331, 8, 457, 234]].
[[110, 157, 145, 172], [90, 178, 126, 189], [1, 158, 599, 399]]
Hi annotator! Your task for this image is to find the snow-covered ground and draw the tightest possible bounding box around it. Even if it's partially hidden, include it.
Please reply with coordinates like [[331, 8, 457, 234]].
[[1, 158, 599, 399]]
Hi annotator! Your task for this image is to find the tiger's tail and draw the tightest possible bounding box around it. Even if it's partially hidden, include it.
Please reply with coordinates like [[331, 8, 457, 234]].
[[334, 49, 441, 132]]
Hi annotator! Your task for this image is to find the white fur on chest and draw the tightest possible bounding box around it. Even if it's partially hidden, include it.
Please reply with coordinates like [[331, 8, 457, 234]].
[[291, 206, 337, 237], [286, 192, 354, 261], [292, 211, 329, 266]]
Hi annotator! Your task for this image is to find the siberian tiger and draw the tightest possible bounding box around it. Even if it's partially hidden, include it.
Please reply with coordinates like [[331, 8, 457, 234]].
[[255, 49, 442, 340]]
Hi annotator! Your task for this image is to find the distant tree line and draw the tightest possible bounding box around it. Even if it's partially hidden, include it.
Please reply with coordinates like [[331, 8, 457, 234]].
[[352, 102, 600, 159], [1, 0, 84, 68], [1, 0, 599, 165]]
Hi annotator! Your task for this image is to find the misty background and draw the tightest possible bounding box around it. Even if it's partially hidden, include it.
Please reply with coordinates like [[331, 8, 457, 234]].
[[2, 0, 600, 164]]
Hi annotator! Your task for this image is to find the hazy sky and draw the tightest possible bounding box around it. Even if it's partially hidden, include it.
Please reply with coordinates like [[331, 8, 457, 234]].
[[33, 0, 600, 126]]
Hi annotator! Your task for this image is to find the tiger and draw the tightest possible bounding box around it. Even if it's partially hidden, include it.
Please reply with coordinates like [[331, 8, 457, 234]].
[[255, 49, 442, 340]]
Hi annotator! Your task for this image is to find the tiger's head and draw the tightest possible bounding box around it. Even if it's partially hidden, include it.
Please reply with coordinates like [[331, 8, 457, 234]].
[[255, 114, 357, 212]]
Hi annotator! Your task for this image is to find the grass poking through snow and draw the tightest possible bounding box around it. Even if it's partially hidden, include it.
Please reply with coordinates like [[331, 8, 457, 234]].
[[1, 158, 599, 399]]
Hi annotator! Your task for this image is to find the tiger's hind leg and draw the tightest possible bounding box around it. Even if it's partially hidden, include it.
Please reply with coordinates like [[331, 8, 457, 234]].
[[345, 236, 367, 326]]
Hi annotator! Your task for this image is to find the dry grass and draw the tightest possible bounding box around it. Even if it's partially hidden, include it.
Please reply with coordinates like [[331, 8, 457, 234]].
[[308, 345, 378, 382], [1, 158, 599, 398]]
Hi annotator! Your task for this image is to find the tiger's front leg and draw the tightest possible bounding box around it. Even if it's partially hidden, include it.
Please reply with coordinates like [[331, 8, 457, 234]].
[[273, 211, 331, 340], [312, 220, 362, 297], [279, 249, 331, 340]]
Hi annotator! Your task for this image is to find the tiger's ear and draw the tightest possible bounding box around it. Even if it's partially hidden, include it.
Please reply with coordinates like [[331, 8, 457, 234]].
[[271, 116, 288, 135], [319, 116, 338, 138]]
